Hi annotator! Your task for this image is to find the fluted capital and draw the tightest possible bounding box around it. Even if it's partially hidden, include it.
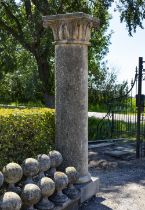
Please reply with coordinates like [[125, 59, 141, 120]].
[[43, 12, 99, 45]]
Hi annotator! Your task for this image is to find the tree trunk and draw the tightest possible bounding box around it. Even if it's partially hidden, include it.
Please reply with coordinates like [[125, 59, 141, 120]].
[[35, 54, 55, 108]]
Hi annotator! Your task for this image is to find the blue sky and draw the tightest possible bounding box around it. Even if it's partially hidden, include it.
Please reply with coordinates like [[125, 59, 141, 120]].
[[107, 8, 145, 94]]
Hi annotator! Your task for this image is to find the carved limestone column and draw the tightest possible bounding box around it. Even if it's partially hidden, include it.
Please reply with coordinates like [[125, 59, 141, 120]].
[[43, 12, 99, 183]]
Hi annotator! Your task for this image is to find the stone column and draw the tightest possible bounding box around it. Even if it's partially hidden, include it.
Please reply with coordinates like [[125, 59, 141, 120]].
[[43, 12, 99, 183]]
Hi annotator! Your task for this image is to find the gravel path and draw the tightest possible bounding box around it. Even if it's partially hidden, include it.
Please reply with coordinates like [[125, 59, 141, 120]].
[[79, 157, 145, 210]]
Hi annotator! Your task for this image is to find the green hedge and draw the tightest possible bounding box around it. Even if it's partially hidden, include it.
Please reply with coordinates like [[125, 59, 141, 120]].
[[0, 108, 55, 169]]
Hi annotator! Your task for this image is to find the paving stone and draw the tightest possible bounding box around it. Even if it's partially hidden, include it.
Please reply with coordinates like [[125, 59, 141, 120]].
[[88, 143, 115, 149], [104, 150, 131, 158]]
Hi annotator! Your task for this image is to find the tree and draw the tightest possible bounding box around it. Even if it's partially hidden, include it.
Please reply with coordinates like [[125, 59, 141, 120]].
[[88, 0, 145, 107], [0, 30, 17, 78], [0, 0, 111, 106], [0, 45, 43, 104], [117, 0, 145, 35], [88, 64, 128, 108], [1, 1, 143, 107], [0, 0, 55, 106]]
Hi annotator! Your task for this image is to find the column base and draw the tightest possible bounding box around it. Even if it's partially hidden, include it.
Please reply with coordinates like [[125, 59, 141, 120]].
[[77, 172, 92, 184], [75, 176, 99, 203]]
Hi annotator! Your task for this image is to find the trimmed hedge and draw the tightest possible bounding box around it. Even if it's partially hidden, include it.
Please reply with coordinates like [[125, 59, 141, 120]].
[[0, 108, 55, 169]]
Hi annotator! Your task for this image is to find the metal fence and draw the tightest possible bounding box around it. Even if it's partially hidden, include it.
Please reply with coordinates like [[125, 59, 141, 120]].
[[89, 57, 145, 159]]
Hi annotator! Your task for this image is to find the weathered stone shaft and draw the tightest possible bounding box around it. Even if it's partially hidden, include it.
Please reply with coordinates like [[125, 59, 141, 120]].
[[55, 44, 88, 179]]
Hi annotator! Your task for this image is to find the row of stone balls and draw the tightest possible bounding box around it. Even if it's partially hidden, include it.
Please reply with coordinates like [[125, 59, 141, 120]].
[[0, 150, 80, 210]]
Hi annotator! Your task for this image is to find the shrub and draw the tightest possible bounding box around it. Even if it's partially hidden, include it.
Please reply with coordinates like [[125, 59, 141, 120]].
[[0, 108, 55, 169]]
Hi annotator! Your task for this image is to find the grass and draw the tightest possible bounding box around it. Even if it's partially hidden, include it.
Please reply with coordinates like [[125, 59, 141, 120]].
[[88, 116, 145, 141], [88, 104, 108, 112], [0, 101, 44, 108]]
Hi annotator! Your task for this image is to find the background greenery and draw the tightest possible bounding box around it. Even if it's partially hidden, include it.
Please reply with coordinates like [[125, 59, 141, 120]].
[[1, 1, 144, 107], [88, 116, 139, 141]]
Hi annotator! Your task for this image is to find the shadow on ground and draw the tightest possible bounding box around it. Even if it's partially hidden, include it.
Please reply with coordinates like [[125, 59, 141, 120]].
[[79, 197, 113, 210], [88, 140, 145, 189], [80, 141, 145, 209]]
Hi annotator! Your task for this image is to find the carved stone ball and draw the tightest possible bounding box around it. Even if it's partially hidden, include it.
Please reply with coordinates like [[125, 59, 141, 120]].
[[3, 163, 23, 184], [49, 150, 63, 168], [22, 184, 41, 206], [65, 167, 79, 184], [0, 171, 4, 187], [37, 154, 51, 172], [1, 192, 22, 210], [39, 177, 55, 197], [22, 158, 39, 177], [54, 172, 68, 191]]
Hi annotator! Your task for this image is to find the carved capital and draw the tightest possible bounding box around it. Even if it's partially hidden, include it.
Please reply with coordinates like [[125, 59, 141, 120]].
[[43, 12, 99, 45]]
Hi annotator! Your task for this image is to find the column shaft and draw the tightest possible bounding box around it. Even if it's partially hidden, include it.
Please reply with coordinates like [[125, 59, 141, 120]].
[[55, 44, 90, 182]]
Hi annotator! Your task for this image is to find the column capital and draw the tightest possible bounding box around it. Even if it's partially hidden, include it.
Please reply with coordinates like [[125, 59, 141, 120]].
[[43, 12, 99, 45]]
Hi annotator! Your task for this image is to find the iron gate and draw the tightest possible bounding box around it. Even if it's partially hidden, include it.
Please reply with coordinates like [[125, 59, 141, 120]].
[[89, 57, 145, 158]]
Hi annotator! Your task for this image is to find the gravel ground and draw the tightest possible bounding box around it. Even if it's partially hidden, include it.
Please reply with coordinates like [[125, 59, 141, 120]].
[[79, 146, 145, 210]]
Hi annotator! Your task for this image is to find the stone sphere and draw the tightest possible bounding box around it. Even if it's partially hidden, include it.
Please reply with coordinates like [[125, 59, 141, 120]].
[[49, 150, 63, 168], [22, 184, 41, 206], [3, 163, 23, 184], [54, 172, 68, 191], [22, 158, 39, 177], [65, 167, 79, 184], [1, 192, 22, 210], [37, 154, 51, 172], [0, 171, 4, 187], [39, 177, 55, 197]]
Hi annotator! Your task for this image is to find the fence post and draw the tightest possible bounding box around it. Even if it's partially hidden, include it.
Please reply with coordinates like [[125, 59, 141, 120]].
[[111, 111, 114, 138], [136, 57, 143, 159]]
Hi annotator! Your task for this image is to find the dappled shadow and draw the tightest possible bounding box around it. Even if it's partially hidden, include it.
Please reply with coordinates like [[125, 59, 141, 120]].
[[88, 151, 145, 209], [88, 141, 145, 190], [90, 161, 145, 190], [85, 141, 145, 209], [97, 163, 145, 188], [79, 197, 113, 210]]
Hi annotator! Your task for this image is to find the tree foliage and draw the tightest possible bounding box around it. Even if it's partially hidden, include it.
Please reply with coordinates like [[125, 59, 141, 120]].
[[0, 0, 55, 105], [117, 0, 145, 35], [0, 0, 144, 106], [0, 46, 43, 104], [0, 0, 111, 105], [0, 31, 17, 78]]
